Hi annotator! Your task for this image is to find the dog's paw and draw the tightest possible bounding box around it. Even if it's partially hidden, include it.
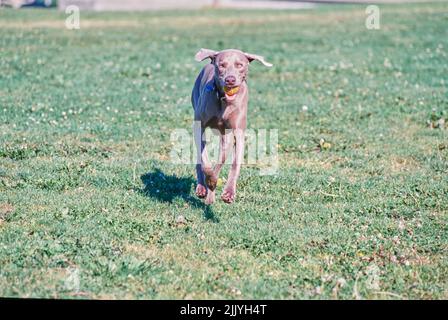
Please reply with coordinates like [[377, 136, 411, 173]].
[[205, 191, 215, 205], [195, 184, 207, 198], [205, 174, 217, 191], [221, 188, 236, 203]]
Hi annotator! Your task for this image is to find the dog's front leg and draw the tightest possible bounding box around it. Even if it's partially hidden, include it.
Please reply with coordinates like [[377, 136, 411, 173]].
[[202, 141, 217, 205], [194, 122, 207, 198], [202, 130, 233, 205], [222, 129, 245, 203], [194, 127, 219, 204]]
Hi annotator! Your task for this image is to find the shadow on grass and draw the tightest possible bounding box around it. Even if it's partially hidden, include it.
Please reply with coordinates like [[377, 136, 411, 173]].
[[139, 168, 218, 222]]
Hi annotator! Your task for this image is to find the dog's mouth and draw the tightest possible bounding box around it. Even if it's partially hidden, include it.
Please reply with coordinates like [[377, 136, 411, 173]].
[[223, 86, 240, 101]]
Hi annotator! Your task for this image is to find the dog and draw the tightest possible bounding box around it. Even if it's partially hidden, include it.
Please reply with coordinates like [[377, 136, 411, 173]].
[[191, 48, 272, 204]]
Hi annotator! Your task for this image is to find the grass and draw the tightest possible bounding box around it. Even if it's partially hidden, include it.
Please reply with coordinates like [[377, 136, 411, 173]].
[[0, 3, 447, 299]]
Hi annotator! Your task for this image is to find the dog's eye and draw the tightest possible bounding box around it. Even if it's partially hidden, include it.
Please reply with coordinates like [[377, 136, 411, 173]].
[[235, 63, 243, 68]]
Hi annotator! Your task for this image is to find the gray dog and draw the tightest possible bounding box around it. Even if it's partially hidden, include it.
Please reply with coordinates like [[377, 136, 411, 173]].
[[191, 48, 272, 204]]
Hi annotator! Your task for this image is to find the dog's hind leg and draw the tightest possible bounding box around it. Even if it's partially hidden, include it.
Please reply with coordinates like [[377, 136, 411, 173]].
[[213, 130, 234, 182], [222, 129, 245, 203]]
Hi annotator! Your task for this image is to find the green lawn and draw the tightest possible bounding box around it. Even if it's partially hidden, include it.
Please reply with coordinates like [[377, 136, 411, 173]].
[[0, 3, 447, 299]]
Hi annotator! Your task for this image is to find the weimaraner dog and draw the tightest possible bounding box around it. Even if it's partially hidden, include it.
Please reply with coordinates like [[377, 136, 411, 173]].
[[191, 48, 272, 204]]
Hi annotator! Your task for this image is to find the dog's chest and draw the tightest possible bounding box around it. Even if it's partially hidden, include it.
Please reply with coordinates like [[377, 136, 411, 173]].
[[206, 115, 232, 132]]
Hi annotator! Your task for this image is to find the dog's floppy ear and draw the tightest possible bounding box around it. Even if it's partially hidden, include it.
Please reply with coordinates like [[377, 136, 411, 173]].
[[243, 52, 273, 67], [195, 48, 219, 62]]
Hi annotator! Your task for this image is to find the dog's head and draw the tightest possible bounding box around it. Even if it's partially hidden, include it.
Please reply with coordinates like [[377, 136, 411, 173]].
[[195, 48, 272, 101]]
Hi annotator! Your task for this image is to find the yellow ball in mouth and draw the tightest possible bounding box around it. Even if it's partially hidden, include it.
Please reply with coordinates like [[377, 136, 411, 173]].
[[224, 86, 240, 96]]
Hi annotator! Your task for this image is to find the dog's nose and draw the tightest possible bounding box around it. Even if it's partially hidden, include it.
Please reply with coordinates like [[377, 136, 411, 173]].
[[224, 76, 236, 86]]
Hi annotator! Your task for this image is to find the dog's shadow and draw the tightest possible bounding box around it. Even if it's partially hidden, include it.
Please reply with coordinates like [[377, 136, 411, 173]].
[[139, 168, 218, 222]]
